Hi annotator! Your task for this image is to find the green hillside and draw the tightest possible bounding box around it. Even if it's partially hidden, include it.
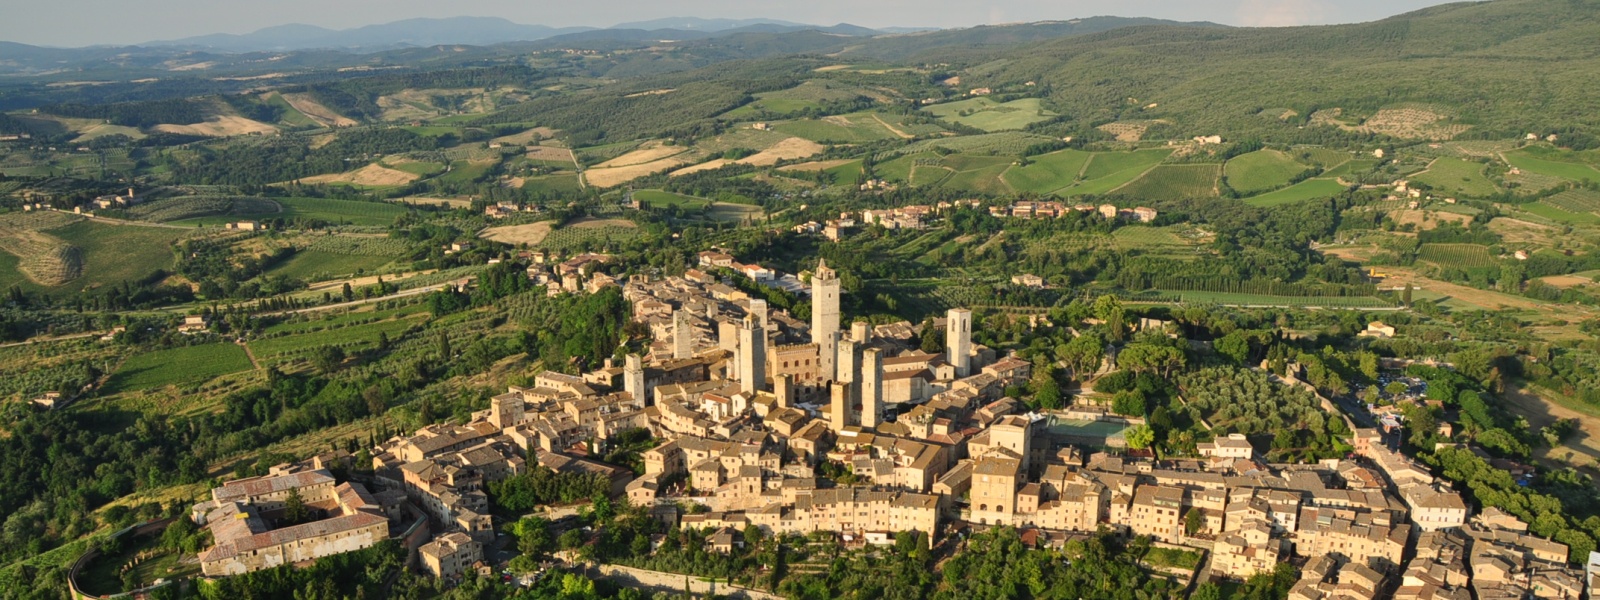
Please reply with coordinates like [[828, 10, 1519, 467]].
[[964, 0, 1600, 141]]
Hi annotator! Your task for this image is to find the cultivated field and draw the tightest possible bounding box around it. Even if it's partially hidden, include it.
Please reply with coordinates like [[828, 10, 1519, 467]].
[[1225, 150, 1308, 194], [1056, 149, 1171, 196], [298, 163, 420, 187], [1411, 157, 1500, 198], [1506, 151, 1600, 182], [1113, 164, 1220, 200], [104, 343, 255, 394], [1243, 179, 1349, 207], [150, 116, 278, 137], [1417, 243, 1498, 268], [922, 97, 1057, 132], [1002, 150, 1092, 194], [479, 222, 554, 246], [773, 113, 900, 143], [279, 93, 358, 127]]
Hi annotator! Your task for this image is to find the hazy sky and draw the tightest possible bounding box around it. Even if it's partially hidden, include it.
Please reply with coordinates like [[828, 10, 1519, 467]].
[[3, 0, 1465, 47]]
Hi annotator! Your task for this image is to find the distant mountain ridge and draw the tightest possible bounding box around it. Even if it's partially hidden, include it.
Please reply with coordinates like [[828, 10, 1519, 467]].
[[136, 16, 891, 53]]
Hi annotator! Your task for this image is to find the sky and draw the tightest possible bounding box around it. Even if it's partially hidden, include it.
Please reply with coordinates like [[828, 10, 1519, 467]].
[[1, 0, 1465, 47]]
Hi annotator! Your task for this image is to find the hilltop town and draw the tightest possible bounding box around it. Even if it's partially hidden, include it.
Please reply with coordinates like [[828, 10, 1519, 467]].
[[177, 256, 1593, 600]]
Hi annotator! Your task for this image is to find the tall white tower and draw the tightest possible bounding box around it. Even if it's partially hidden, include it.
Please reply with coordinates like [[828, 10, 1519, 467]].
[[673, 309, 694, 360], [812, 259, 841, 382], [947, 308, 972, 377], [861, 348, 883, 429], [738, 314, 766, 396]]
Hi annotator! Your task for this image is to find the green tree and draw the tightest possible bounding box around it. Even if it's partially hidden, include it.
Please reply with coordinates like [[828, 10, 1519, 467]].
[[283, 487, 309, 525], [1125, 424, 1155, 450], [310, 345, 346, 374], [1185, 508, 1205, 536]]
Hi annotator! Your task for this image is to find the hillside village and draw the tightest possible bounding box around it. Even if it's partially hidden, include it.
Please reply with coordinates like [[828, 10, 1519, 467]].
[[183, 255, 1596, 599]]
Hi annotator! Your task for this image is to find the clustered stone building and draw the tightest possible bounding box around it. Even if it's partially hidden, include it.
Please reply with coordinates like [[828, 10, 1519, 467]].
[[192, 467, 395, 576], [192, 255, 1594, 594]]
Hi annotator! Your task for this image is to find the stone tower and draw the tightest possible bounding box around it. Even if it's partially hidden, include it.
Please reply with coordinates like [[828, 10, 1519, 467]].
[[775, 373, 794, 409], [947, 308, 972, 377], [672, 309, 693, 360], [748, 298, 768, 332], [624, 354, 646, 403], [830, 381, 852, 432], [738, 314, 766, 396], [861, 348, 883, 429], [489, 392, 524, 430], [812, 259, 841, 382]]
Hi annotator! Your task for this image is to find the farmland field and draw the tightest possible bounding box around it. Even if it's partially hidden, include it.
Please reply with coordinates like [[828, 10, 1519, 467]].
[[1417, 243, 1498, 268], [1243, 178, 1349, 207], [1506, 151, 1600, 182], [1112, 226, 1206, 260], [1225, 150, 1308, 194], [773, 114, 898, 143], [126, 196, 282, 223], [1543, 188, 1600, 214], [1057, 149, 1172, 197], [1083, 149, 1173, 181], [539, 219, 641, 251], [1002, 150, 1092, 193], [1411, 157, 1500, 198], [269, 250, 398, 282], [104, 343, 254, 393], [1520, 202, 1600, 225], [1131, 290, 1393, 308], [520, 173, 582, 193], [250, 315, 425, 363], [169, 197, 409, 227], [922, 97, 1057, 131], [940, 164, 1014, 195], [1113, 164, 1219, 200], [0, 218, 192, 293], [635, 190, 708, 210], [900, 132, 1058, 156]]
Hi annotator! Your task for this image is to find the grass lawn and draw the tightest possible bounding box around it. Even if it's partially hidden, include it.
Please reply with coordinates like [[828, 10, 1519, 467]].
[[1412, 157, 1501, 198], [922, 97, 1057, 131], [1225, 150, 1308, 194], [1002, 149, 1092, 193], [268, 250, 398, 283], [1243, 178, 1349, 207], [104, 343, 254, 394]]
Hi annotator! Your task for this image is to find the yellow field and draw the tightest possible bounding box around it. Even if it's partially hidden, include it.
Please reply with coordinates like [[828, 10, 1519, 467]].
[[298, 163, 420, 187], [150, 116, 278, 137], [479, 222, 553, 245]]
